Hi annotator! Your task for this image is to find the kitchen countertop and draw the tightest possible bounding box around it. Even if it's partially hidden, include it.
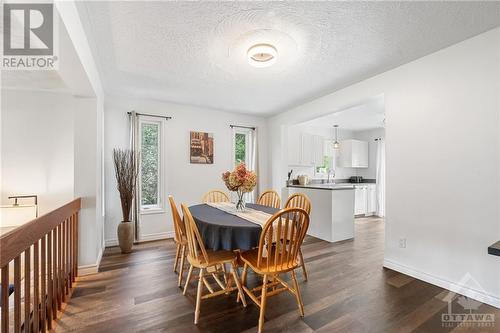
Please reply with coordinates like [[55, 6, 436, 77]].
[[287, 183, 355, 190]]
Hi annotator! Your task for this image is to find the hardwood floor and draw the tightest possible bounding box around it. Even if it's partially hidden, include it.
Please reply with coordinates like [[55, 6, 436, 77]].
[[55, 218, 499, 332]]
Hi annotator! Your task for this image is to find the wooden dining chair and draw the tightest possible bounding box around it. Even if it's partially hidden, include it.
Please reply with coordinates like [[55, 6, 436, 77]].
[[284, 193, 311, 281], [169, 195, 188, 287], [239, 208, 310, 333], [202, 190, 230, 204], [180, 203, 247, 324], [257, 190, 281, 209]]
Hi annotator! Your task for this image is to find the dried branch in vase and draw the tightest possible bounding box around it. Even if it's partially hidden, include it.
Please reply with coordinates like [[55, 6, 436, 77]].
[[113, 148, 139, 222]]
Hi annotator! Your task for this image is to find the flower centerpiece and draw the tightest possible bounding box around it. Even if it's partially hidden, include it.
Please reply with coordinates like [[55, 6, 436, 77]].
[[222, 162, 257, 211]]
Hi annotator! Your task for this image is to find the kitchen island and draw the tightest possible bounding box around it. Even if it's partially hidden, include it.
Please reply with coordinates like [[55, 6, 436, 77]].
[[282, 183, 355, 243]]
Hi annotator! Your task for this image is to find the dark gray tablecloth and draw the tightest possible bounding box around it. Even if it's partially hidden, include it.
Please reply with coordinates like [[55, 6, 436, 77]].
[[189, 203, 278, 251]]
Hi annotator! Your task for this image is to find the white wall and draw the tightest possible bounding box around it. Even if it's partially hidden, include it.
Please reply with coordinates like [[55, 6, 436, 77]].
[[0, 89, 103, 268], [1, 90, 75, 214], [104, 96, 269, 245], [57, 0, 106, 270], [352, 128, 385, 179], [269, 28, 500, 307], [0, 2, 105, 272]]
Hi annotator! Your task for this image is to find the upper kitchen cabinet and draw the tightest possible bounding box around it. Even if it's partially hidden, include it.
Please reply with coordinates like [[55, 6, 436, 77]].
[[287, 128, 302, 165], [301, 133, 314, 166], [313, 135, 325, 166], [287, 130, 324, 166], [338, 139, 368, 168]]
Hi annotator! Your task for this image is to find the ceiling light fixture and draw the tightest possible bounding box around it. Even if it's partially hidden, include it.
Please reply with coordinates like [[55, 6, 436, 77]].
[[247, 44, 278, 68], [333, 125, 340, 149]]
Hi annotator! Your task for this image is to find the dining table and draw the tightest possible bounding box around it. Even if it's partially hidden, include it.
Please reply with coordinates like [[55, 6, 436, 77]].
[[188, 203, 279, 251]]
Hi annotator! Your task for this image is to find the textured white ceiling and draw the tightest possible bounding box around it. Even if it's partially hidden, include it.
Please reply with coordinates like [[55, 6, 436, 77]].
[[81, 1, 500, 116], [304, 96, 385, 131]]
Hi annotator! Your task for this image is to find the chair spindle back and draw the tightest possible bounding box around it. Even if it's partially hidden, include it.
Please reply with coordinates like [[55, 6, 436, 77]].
[[257, 208, 309, 272], [169, 195, 185, 244], [202, 190, 230, 204], [181, 203, 209, 264], [284, 193, 311, 215], [257, 190, 281, 209]]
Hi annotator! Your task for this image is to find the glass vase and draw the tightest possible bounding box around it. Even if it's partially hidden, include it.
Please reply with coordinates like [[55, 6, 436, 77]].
[[235, 191, 246, 212]]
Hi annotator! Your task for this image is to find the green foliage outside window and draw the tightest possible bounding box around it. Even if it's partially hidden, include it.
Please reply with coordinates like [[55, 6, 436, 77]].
[[141, 123, 159, 206], [235, 133, 246, 165], [316, 155, 332, 173]]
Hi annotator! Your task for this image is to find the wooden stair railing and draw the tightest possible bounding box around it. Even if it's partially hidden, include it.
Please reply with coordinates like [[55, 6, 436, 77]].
[[0, 198, 81, 332]]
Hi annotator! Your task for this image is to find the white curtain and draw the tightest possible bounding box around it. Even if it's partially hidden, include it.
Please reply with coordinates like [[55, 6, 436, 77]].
[[375, 140, 386, 217], [250, 128, 259, 203], [129, 111, 141, 241]]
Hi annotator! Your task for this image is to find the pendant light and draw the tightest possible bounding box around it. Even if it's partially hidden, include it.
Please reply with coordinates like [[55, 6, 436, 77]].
[[333, 125, 340, 149]]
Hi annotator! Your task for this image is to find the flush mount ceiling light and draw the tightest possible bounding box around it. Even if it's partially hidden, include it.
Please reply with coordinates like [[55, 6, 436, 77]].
[[247, 44, 278, 68]]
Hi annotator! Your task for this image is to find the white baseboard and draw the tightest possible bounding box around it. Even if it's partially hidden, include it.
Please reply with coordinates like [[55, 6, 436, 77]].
[[383, 259, 500, 309], [140, 231, 175, 242], [105, 231, 174, 248], [78, 246, 104, 276]]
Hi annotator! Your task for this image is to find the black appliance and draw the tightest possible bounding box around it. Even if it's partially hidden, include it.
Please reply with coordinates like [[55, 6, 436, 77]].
[[349, 176, 363, 183]]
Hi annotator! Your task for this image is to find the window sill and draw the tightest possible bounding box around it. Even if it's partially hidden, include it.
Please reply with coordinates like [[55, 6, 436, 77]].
[[140, 208, 165, 216]]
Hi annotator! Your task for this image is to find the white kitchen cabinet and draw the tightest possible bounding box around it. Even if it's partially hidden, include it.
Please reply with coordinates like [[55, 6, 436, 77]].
[[301, 133, 314, 165], [287, 129, 302, 166], [354, 184, 377, 216], [324, 139, 334, 157], [338, 139, 368, 168], [288, 130, 325, 166], [354, 186, 367, 215], [366, 184, 377, 215], [313, 135, 325, 166]]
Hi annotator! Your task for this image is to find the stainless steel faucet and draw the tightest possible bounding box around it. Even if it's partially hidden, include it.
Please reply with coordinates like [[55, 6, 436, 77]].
[[327, 168, 335, 183]]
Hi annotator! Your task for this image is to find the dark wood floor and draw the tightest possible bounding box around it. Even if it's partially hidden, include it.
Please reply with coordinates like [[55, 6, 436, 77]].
[[55, 218, 499, 332]]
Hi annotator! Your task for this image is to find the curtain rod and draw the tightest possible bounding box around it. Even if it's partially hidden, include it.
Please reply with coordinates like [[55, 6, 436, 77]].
[[230, 125, 256, 130], [374, 138, 383, 141], [128, 111, 172, 120]]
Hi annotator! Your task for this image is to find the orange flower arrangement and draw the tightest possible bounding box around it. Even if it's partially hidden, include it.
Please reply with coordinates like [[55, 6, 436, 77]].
[[222, 162, 257, 210]]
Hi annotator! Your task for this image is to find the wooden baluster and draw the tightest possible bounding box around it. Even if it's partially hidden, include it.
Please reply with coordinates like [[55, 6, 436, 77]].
[[62, 220, 66, 302], [33, 241, 40, 332], [57, 224, 62, 310], [41, 235, 47, 333], [68, 215, 73, 289], [72, 214, 75, 279], [47, 231, 53, 327], [52, 228, 57, 320], [14, 256, 21, 333], [1, 265, 9, 333], [75, 213, 79, 278], [64, 217, 71, 294], [25, 248, 31, 333]]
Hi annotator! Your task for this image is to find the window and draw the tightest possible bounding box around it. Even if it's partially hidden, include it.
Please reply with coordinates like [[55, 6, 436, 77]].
[[233, 128, 253, 167], [139, 118, 163, 212], [232, 127, 256, 203], [315, 139, 333, 174]]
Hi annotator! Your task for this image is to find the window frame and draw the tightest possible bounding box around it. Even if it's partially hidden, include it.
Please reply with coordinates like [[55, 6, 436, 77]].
[[233, 127, 253, 168], [138, 116, 165, 214]]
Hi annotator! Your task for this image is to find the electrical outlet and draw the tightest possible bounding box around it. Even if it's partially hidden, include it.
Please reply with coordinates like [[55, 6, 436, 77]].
[[399, 238, 407, 248]]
